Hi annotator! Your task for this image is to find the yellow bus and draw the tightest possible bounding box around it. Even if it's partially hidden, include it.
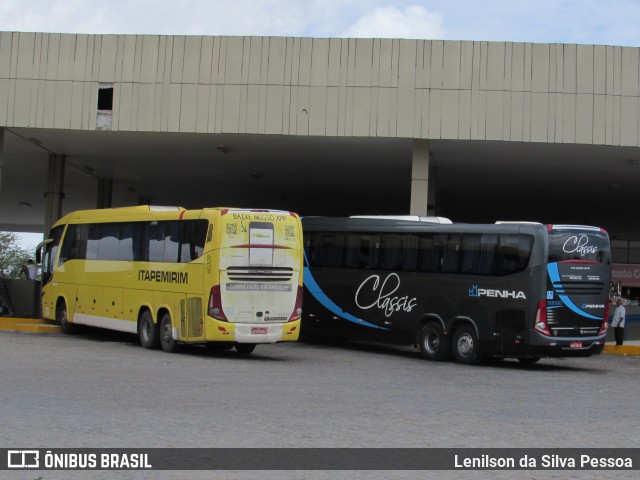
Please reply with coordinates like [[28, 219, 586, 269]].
[[38, 206, 303, 353]]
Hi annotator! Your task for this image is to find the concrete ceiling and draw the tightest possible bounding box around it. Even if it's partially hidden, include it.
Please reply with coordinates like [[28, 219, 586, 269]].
[[1, 127, 639, 240]]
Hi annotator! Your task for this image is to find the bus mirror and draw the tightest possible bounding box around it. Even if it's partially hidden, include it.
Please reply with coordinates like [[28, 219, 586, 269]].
[[35, 239, 53, 263]]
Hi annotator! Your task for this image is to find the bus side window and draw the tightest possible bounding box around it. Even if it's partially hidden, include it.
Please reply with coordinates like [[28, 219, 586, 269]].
[[345, 234, 379, 269], [118, 223, 136, 261], [461, 234, 498, 275], [163, 221, 181, 263], [418, 234, 442, 272], [344, 234, 361, 268], [86, 224, 100, 260], [380, 234, 402, 270], [401, 234, 419, 271], [318, 233, 344, 267], [193, 221, 209, 259], [98, 223, 119, 261], [180, 220, 208, 262], [58, 225, 78, 264], [441, 235, 461, 273], [498, 234, 533, 275], [148, 222, 164, 262]]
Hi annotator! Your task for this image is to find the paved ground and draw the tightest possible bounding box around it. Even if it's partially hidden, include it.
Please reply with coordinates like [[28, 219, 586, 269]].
[[2, 328, 639, 480]]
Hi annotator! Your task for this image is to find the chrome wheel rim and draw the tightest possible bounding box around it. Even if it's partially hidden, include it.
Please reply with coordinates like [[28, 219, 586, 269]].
[[425, 330, 440, 354], [457, 333, 474, 357]]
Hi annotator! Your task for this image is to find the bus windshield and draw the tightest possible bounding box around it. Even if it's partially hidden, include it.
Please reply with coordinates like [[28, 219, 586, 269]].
[[547, 227, 611, 264]]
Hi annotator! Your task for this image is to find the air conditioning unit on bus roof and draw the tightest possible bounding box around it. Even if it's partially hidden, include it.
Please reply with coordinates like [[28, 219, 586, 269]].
[[351, 215, 453, 224]]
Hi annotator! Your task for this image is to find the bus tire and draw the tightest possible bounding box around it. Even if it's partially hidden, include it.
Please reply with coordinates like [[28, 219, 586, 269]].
[[57, 300, 77, 334], [235, 343, 256, 354], [139, 310, 160, 349], [418, 322, 450, 361], [159, 313, 179, 353], [452, 325, 482, 365]]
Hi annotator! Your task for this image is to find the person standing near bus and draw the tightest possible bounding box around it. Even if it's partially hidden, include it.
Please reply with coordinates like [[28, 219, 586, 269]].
[[611, 298, 626, 346], [20, 259, 37, 280]]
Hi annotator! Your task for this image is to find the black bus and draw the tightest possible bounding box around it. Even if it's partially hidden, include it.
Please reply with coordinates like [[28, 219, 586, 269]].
[[301, 217, 611, 364]]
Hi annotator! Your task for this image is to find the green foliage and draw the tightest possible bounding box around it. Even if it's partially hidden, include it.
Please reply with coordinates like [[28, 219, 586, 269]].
[[0, 232, 31, 278]]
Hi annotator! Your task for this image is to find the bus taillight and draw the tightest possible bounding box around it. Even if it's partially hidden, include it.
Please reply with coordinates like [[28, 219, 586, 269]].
[[598, 301, 610, 336], [534, 300, 551, 336], [288, 285, 303, 322], [208, 285, 228, 321]]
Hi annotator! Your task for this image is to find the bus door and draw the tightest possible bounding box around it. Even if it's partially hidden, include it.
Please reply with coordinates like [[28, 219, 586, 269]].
[[545, 226, 611, 342]]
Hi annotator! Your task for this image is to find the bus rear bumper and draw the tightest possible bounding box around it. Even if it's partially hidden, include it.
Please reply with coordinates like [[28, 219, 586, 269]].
[[527, 332, 606, 357], [204, 316, 300, 343]]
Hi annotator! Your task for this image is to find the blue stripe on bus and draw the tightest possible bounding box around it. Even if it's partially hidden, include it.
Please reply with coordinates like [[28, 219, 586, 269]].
[[303, 253, 385, 329], [547, 263, 602, 320]]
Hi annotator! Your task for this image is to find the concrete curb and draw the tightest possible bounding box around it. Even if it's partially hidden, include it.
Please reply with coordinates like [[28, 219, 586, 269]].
[[0, 317, 61, 334], [603, 344, 640, 356]]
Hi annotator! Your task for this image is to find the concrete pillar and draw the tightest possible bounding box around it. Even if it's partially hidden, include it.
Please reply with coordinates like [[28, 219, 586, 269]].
[[44, 154, 65, 235], [97, 178, 113, 209], [410, 139, 436, 216], [0, 128, 4, 192]]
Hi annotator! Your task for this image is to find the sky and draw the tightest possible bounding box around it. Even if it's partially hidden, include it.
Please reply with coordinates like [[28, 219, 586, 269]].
[[0, 0, 639, 47], [3, 0, 640, 252]]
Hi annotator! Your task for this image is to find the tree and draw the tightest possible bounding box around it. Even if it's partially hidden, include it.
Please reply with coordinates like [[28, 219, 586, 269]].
[[0, 232, 31, 278]]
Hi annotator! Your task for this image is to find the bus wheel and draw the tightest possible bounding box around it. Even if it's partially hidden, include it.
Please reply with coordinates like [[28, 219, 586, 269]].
[[452, 325, 481, 365], [418, 323, 450, 361], [139, 310, 160, 349], [159, 313, 179, 353], [518, 357, 541, 364], [235, 343, 256, 354], [57, 301, 77, 334]]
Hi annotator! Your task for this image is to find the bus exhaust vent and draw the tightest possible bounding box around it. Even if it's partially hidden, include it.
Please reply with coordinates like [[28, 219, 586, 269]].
[[496, 309, 526, 351], [227, 266, 294, 282]]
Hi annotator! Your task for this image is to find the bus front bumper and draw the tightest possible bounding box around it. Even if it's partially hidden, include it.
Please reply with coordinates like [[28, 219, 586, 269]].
[[204, 316, 300, 343]]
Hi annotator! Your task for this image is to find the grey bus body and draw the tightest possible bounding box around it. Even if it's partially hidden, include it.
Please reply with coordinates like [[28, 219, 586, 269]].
[[301, 217, 611, 364]]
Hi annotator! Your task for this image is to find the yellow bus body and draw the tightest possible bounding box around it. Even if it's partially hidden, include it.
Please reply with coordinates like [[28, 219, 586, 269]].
[[40, 206, 302, 349]]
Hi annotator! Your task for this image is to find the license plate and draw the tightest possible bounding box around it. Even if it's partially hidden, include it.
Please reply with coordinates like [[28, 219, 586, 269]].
[[251, 327, 267, 335], [569, 341, 583, 348]]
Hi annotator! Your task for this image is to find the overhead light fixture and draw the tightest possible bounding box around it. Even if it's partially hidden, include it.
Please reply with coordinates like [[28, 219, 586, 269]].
[[19, 201, 33, 207], [216, 144, 231, 154]]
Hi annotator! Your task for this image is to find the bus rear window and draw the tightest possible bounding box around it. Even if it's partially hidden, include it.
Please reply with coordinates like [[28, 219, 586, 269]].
[[547, 228, 610, 264]]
